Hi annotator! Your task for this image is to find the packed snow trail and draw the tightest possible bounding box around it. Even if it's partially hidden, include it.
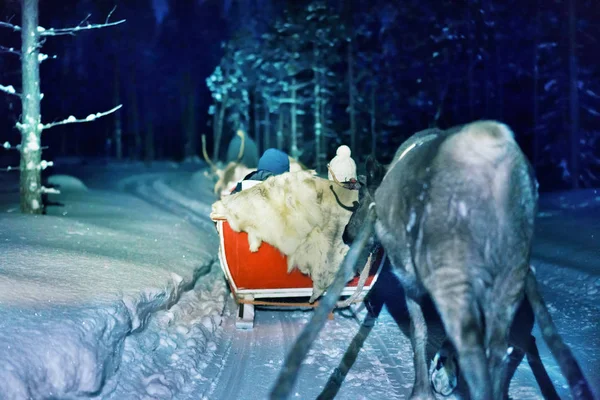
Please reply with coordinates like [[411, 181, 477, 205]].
[[4, 161, 593, 400], [109, 167, 598, 399]]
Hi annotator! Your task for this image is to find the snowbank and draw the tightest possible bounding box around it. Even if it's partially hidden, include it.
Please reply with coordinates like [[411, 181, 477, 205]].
[[538, 188, 600, 211], [47, 174, 88, 192], [0, 171, 221, 399]]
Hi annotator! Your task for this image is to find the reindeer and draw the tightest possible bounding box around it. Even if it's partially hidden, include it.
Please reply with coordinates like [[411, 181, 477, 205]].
[[202, 130, 255, 198], [340, 121, 593, 400], [269, 121, 593, 400]]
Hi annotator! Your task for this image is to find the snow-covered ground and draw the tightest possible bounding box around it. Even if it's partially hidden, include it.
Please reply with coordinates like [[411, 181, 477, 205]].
[[0, 160, 598, 399]]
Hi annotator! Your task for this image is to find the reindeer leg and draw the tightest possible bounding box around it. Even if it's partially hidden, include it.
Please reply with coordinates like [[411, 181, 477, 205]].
[[526, 335, 561, 400], [501, 295, 534, 399], [432, 288, 491, 400], [406, 296, 436, 400], [485, 311, 515, 400], [509, 296, 561, 400], [317, 310, 378, 400], [430, 338, 459, 396], [485, 269, 528, 400]]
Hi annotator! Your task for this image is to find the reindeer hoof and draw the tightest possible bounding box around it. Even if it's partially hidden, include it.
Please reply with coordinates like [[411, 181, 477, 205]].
[[430, 350, 458, 396], [409, 388, 437, 400]]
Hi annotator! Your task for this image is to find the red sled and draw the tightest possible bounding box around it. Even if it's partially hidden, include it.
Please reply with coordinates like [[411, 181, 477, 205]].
[[211, 218, 385, 329]]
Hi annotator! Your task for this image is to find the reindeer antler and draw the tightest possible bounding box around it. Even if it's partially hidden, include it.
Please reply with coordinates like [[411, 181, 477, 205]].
[[235, 129, 246, 163], [327, 163, 345, 188], [201, 134, 218, 172]]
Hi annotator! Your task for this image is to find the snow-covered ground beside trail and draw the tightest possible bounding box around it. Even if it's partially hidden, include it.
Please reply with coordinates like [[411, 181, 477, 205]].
[[0, 159, 598, 400], [0, 161, 223, 399]]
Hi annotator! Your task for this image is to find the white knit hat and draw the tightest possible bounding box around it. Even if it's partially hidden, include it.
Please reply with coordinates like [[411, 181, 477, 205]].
[[328, 145, 357, 182]]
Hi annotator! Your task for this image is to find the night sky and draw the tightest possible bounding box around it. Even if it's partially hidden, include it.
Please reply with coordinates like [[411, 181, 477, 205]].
[[1, 0, 598, 192]]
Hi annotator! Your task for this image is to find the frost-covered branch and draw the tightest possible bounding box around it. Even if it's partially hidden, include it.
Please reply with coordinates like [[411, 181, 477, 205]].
[[3, 141, 20, 151], [278, 98, 309, 104], [40, 186, 60, 195], [0, 83, 21, 97], [0, 21, 21, 32], [42, 104, 122, 130], [38, 53, 57, 63], [1, 165, 19, 172], [105, 6, 117, 24], [0, 45, 21, 56], [39, 14, 125, 37], [40, 160, 53, 170]]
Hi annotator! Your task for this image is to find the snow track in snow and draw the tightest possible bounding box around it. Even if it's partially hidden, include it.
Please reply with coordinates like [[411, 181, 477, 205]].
[[108, 169, 598, 400]]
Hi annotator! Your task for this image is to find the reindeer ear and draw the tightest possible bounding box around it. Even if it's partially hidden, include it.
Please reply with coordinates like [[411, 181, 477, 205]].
[[364, 155, 380, 185]]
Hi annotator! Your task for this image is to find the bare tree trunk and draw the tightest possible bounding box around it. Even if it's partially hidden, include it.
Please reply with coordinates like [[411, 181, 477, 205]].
[[187, 86, 197, 158], [467, 5, 475, 120], [321, 96, 327, 165], [277, 104, 284, 150], [348, 39, 357, 158], [18, 0, 43, 214], [113, 57, 123, 160], [181, 72, 197, 159], [532, 0, 540, 169], [370, 83, 376, 156], [214, 95, 227, 160], [253, 88, 261, 154], [212, 103, 218, 157], [314, 64, 323, 174], [495, 43, 504, 120], [130, 71, 141, 160], [290, 78, 299, 158], [263, 100, 270, 150], [144, 117, 155, 164], [482, 0, 492, 117], [568, 0, 580, 189]]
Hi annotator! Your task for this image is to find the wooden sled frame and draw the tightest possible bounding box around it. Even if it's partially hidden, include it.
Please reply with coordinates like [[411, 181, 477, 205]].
[[212, 219, 385, 329]]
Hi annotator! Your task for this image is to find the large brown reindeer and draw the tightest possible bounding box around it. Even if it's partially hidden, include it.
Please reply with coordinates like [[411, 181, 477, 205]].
[[342, 121, 593, 400], [270, 121, 594, 400]]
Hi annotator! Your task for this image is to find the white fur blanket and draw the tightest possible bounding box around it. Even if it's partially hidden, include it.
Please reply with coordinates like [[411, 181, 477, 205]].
[[210, 170, 358, 302]]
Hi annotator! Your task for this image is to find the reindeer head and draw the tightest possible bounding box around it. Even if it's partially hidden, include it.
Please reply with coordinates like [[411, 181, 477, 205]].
[[342, 155, 387, 246]]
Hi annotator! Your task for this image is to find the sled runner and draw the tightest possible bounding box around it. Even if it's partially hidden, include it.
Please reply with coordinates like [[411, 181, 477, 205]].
[[211, 218, 385, 329]]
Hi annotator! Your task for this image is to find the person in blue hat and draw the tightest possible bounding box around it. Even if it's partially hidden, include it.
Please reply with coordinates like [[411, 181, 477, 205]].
[[231, 148, 290, 194]]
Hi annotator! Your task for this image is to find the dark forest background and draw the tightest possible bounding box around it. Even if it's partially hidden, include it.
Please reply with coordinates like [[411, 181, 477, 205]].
[[1, 0, 598, 192]]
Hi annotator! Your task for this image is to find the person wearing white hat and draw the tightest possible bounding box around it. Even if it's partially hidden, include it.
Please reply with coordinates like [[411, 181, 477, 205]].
[[328, 145, 357, 183]]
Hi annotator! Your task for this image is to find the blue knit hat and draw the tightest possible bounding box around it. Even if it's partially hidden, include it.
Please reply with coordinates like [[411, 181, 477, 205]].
[[258, 148, 290, 175]]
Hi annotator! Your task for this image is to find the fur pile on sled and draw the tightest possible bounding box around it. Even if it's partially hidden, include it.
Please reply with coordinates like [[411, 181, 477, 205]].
[[288, 156, 317, 176], [210, 170, 358, 302]]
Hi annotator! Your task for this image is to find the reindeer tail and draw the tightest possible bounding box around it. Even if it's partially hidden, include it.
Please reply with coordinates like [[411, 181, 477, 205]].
[[525, 271, 595, 400], [446, 120, 516, 165]]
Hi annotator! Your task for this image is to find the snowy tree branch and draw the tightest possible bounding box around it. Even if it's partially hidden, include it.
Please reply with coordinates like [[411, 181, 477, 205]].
[[3, 142, 20, 151], [42, 104, 122, 131], [0, 45, 21, 56], [0, 21, 21, 32], [278, 98, 309, 104], [40, 160, 54, 170], [0, 83, 21, 97], [39, 16, 125, 37], [105, 6, 117, 24], [1, 165, 19, 172], [40, 186, 60, 195]]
